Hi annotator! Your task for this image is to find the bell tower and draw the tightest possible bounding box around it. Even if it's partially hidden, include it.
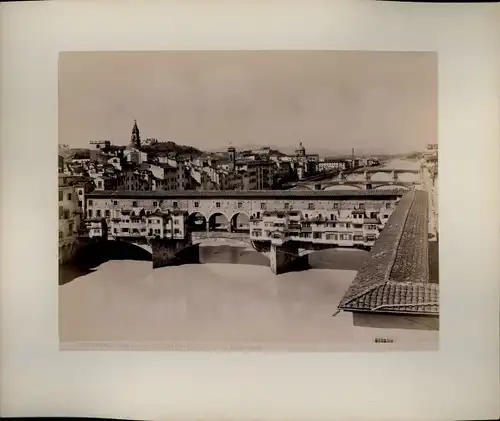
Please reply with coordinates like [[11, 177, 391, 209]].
[[228, 145, 236, 172], [130, 120, 141, 149]]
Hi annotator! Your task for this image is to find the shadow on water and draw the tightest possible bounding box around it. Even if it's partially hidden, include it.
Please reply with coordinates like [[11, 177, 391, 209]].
[[308, 248, 371, 271], [60, 243, 372, 286], [59, 240, 152, 286], [200, 245, 270, 267], [200, 245, 371, 272]]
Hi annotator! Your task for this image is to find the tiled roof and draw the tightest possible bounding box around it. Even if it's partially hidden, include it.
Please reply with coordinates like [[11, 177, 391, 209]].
[[338, 190, 439, 316], [86, 189, 406, 200]]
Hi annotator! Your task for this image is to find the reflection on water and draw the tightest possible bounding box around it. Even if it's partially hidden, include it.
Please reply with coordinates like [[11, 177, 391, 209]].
[[59, 240, 152, 285], [60, 243, 370, 286]]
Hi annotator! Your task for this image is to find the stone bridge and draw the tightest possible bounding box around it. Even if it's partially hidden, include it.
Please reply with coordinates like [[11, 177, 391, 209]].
[[292, 180, 417, 191], [84, 189, 406, 274], [109, 230, 371, 275], [293, 168, 422, 190]]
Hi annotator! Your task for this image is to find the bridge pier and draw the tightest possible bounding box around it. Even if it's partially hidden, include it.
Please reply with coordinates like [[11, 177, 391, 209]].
[[269, 242, 307, 275], [151, 236, 200, 269]]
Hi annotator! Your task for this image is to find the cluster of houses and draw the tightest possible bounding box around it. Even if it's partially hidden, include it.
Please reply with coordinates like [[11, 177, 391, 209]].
[[58, 120, 381, 262]]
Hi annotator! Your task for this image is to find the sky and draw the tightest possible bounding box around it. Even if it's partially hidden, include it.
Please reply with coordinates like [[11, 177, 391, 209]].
[[58, 51, 437, 155]]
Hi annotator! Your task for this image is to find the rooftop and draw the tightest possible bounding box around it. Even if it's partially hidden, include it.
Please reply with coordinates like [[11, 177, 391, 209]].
[[338, 190, 438, 316], [86, 189, 406, 200]]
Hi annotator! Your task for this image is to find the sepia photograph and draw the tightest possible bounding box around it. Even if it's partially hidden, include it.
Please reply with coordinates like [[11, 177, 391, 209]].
[[58, 50, 439, 351]]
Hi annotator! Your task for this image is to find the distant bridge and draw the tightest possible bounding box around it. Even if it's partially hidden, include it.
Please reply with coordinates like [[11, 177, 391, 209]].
[[291, 180, 417, 191], [291, 168, 422, 190]]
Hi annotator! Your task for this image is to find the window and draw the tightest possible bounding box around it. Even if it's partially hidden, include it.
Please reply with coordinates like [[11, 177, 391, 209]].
[[313, 232, 322, 239], [113, 200, 118, 206], [88, 210, 93, 218], [59, 206, 63, 219], [174, 228, 180, 234], [59, 231, 63, 239], [155, 229, 161, 234], [58, 191, 63, 201], [97, 181, 103, 189], [122, 228, 129, 233], [174, 220, 179, 225], [333, 203, 339, 210], [359, 203, 365, 210], [330, 214, 334, 220], [308, 203, 315, 210], [260, 202, 266, 210], [113, 228, 117, 233], [194, 202, 199, 208], [132, 201, 138, 207], [238, 202, 243, 209], [153, 201, 158, 207], [216, 202, 221, 208], [68, 222, 73, 233], [256, 212, 260, 218], [96, 210, 101, 217], [64, 209, 70, 219], [105, 210, 110, 217], [326, 233, 337, 241], [88, 200, 93, 206], [385, 202, 391, 209], [78, 201, 83, 208], [284, 203, 290, 210], [354, 235, 363, 241], [173, 201, 178, 208]]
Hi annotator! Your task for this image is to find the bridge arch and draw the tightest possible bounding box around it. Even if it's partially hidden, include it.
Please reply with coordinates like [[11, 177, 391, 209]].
[[372, 184, 409, 190], [369, 171, 393, 182], [290, 185, 315, 191], [322, 184, 362, 191], [230, 211, 251, 233], [188, 211, 208, 231], [208, 212, 230, 232]]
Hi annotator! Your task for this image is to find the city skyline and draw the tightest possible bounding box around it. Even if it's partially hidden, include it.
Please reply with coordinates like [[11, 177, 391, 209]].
[[59, 51, 437, 154]]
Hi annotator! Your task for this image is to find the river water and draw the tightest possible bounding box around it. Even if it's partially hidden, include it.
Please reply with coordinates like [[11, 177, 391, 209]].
[[59, 242, 438, 350], [59, 158, 438, 350]]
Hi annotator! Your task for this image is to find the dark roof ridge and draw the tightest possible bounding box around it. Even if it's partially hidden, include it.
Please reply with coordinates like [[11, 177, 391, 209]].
[[338, 190, 416, 308], [386, 190, 416, 283]]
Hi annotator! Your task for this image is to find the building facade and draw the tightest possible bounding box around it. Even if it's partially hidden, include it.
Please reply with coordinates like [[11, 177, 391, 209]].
[[59, 176, 83, 263], [84, 190, 403, 250]]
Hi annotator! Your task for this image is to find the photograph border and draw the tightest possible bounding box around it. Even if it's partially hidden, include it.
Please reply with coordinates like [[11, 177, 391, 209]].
[[2, 1, 499, 420]]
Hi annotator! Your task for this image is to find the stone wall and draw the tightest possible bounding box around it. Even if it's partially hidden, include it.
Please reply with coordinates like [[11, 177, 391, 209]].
[[151, 236, 199, 269], [269, 243, 302, 275]]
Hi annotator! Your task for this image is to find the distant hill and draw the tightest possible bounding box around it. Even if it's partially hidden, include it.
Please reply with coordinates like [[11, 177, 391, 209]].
[[60, 147, 90, 160], [142, 141, 203, 157]]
